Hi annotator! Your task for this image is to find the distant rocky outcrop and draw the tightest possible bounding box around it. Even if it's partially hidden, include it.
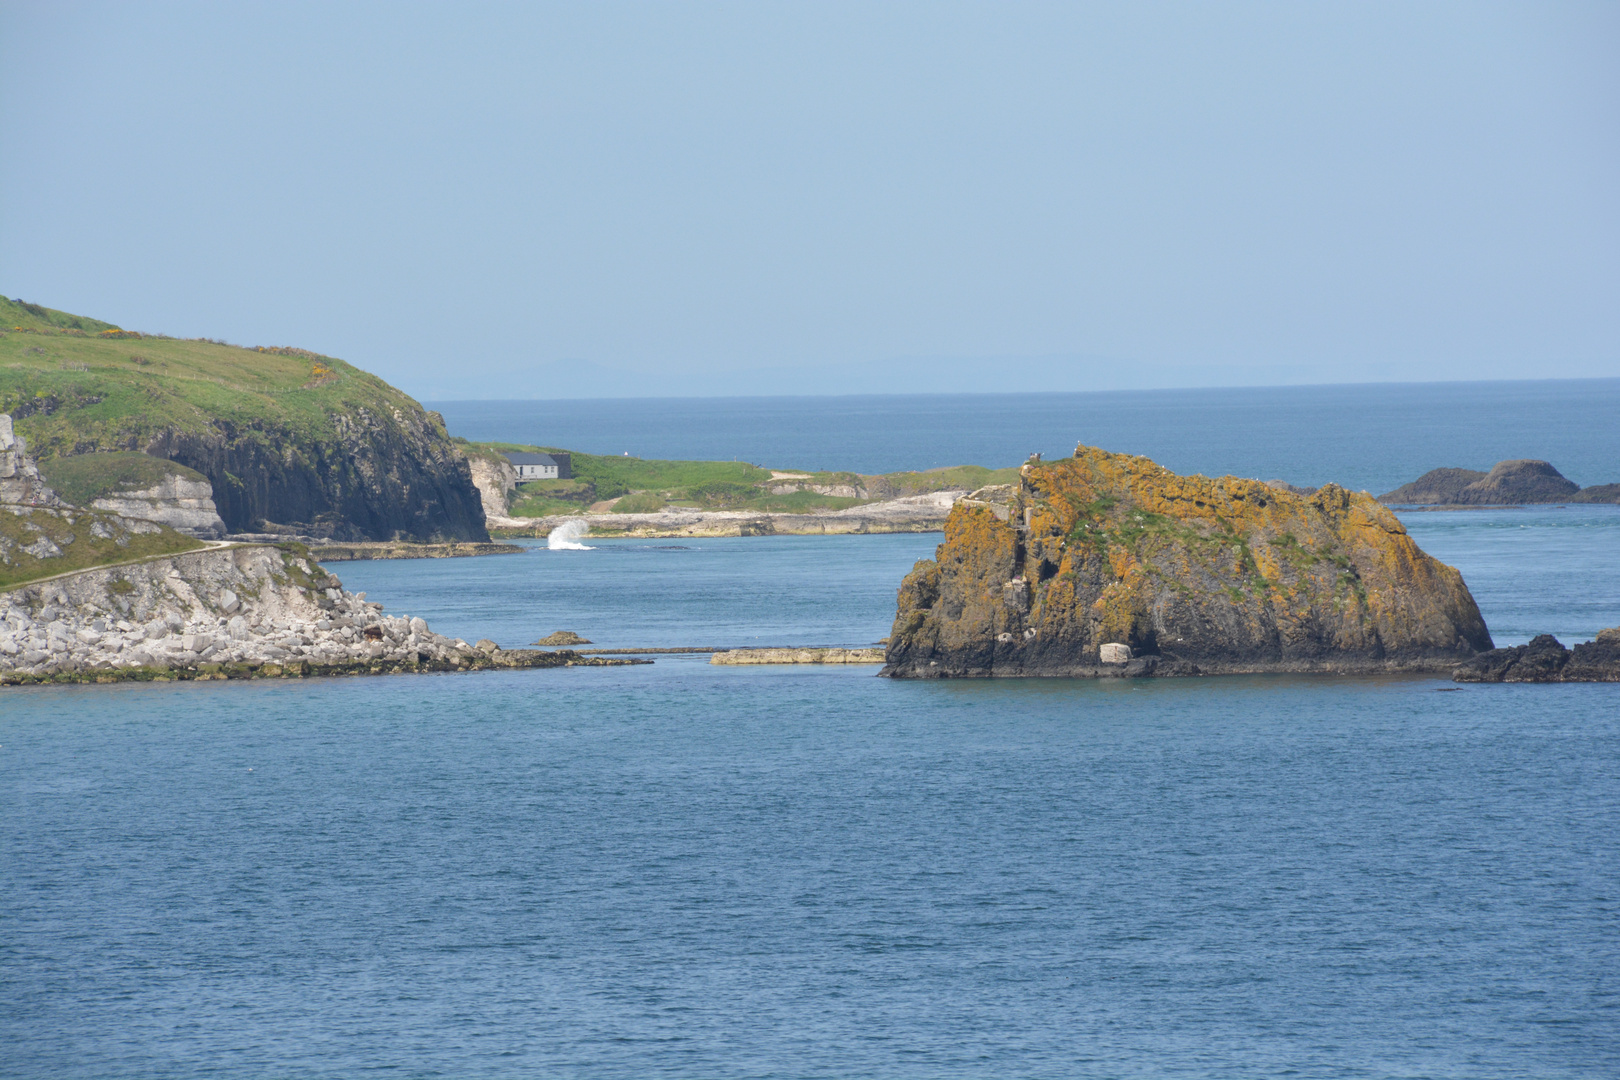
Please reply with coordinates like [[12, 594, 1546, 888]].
[[883, 445, 1493, 678], [1379, 460, 1617, 505], [1377, 467, 1489, 505], [1453, 628, 1620, 682]]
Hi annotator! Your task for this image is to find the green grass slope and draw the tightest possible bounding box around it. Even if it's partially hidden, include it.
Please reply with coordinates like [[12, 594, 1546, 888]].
[[0, 505, 204, 591], [1, 295, 405, 450], [36, 452, 208, 507]]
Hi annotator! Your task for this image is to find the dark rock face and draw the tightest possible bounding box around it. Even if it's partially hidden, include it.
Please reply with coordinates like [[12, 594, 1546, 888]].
[[1570, 483, 1620, 505], [140, 409, 488, 542], [1378, 467, 1488, 505], [1379, 460, 1597, 505], [1460, 460, 1580, 504], [884, 446, 1493, 679], [1453, 628, 1620, 682]]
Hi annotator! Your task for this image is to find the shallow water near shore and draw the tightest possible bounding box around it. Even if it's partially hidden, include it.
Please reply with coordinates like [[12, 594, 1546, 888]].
[[5, 499, 1619, 1077]]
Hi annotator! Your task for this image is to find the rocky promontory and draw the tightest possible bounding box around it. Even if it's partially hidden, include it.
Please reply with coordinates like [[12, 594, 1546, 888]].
[[0, 543, 628, 685], [1452, 629, 1620, 683], [883, 446, 1493, 678]]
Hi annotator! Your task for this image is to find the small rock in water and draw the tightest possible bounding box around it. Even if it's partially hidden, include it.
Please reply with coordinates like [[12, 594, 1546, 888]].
[[533, 630, 592, 646]]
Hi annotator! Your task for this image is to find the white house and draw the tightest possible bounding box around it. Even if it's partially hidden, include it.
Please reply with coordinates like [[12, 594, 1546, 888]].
[[504, 451, 572, 481]]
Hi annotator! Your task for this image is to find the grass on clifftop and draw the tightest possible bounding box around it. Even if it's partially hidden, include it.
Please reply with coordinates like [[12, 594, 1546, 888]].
[[37, 452, 208, 507], [0, 506, 205, 591], [461, 440, 1020, 517], [0, 295, 433, 459]]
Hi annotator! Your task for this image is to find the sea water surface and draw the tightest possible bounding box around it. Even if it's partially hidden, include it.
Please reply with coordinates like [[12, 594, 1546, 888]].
[[430, 378, 1620, 490], [5, 387, 1620, 1078]]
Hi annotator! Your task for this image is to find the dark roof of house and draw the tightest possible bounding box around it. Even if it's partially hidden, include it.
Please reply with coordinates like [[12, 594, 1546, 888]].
[[504, 452, 567, 466]]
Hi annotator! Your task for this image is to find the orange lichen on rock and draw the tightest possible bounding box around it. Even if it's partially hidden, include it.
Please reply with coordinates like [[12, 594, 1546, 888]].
[[883, 445, 1492, 678]]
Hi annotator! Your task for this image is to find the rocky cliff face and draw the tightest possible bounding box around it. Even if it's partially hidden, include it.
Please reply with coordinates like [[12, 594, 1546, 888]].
[[135, 408, 487, 542], [0, 415, 60, 507], [884, 446, 1493, 678], [467, 453, 518, 521], [90, 473, 227, 539]]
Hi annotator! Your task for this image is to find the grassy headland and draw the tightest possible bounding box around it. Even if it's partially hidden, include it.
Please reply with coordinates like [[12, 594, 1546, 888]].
[[0, 296, 487, 541], [0, 295, 395, 450], [460, 439, 1019, 517]]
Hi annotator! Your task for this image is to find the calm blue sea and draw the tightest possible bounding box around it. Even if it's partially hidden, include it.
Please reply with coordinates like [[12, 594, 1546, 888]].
[[430, 378, 1620, 491], [5, 385, 1619, 1078]]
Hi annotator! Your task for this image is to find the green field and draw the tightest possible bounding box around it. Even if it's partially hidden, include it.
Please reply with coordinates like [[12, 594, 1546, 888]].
[[461, 440, 1019, 517]]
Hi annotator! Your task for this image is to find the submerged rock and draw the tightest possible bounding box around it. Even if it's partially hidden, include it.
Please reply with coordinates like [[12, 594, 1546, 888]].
[[883, 444, 1493, 678]]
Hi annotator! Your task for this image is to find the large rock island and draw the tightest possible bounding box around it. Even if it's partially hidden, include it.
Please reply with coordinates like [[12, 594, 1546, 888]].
[[883, 446, 1492, 678]]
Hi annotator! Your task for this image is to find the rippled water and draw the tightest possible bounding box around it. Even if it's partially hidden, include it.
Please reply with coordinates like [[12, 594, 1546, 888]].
[[4, 508, 1618, 1076]]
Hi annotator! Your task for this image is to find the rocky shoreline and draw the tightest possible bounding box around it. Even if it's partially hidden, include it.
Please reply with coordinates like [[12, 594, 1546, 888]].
[[1453, 629, 1620, 683], [0, 648, 639, 686], [0, 544, 640, 686], [308, 540, 525, 561], [710, 647, 885, 664], [487, 491, 964, 539]]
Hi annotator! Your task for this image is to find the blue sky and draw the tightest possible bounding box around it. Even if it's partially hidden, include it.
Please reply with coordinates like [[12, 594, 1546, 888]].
[[2, 1, 1616, 399]]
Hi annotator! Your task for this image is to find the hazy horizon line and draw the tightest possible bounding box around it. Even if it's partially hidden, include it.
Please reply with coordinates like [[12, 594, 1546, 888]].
[[422, 373, 1620, 405]]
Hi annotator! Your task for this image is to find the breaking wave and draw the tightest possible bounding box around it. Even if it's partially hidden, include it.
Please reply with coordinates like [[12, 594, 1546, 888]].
[[546, 519, 595, 551]]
